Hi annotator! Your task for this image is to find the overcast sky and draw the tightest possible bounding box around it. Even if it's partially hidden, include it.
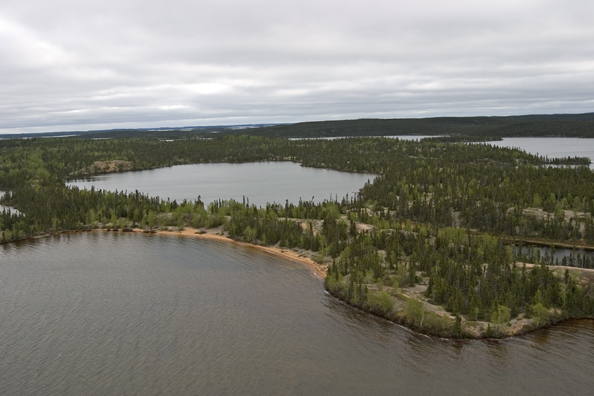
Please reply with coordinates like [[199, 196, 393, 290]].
[[1, 0, 593, 134]]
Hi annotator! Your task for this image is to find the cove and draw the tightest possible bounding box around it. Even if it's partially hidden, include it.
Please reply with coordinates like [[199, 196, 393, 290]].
[[1, 232, 594, 395]]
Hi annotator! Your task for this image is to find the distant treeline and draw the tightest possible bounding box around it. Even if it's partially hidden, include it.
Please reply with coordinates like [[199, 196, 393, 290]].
[[3, 113, 594, 140], [232, 114, 594, 140]]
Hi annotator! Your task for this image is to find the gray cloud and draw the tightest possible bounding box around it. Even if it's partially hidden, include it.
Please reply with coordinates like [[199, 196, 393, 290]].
[[1, 0, 593, 133]]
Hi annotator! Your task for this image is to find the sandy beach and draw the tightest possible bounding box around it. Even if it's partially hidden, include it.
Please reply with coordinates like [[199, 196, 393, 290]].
[[117, 227, 328, 279]]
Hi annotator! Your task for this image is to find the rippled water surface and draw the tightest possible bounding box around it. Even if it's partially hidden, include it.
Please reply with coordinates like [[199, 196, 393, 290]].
[[1, 233, 593, 395]]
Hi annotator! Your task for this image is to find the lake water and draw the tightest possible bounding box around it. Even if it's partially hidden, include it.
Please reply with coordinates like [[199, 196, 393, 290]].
[[490, 137, 594, 263], [290, 135, 436, 140], [66, 138, 594, 207], [1, 232, 593, 395], [68, 162, 374, 206], [514, 244, 594, 268], [489, 137, 594, 167]]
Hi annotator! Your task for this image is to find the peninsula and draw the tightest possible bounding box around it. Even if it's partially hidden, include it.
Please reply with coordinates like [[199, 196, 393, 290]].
[[1, 129, 594, 338]]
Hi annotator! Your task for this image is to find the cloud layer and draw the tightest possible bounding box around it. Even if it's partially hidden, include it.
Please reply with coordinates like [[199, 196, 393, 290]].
[[1, 0, 593, 133]]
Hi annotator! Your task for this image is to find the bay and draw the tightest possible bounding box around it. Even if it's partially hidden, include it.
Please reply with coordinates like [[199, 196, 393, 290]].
[[1, 232, 593, 395]]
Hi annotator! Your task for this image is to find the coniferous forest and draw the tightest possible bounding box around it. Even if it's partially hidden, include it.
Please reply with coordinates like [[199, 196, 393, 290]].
[[1, 134, 594, 338]]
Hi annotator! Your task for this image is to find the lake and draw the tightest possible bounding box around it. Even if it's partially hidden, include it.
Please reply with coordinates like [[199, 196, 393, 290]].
[[66, 138, 594, 207], [1, 232, 593, 395], [68, 162, 374, 206], [514, 244, 594, 268], [290, 135, 437, 140], [489, 137, 594, 167]]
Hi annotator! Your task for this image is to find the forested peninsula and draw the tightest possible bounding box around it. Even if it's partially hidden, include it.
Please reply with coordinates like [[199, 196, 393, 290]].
[[1, 134, 594, 338]]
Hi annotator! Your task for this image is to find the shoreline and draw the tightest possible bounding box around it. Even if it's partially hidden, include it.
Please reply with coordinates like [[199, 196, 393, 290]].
[[4, 226, 593, 340], [141, 229, 588, 340], [324, 286, 594, 340], [500, 236, 594, 251], [1, 226, 327, 279], [117, 227, 328, 279]]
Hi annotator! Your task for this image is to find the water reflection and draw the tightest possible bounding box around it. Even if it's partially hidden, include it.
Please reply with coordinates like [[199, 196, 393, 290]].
[[483, 340, 510, 369], [513, 244, 594, 268], [528, 326, 551, 346]]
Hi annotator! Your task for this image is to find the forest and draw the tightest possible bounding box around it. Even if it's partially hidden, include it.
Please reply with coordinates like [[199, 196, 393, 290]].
[[3, 112, 594, 140], [1, 134, 593, 337], [227, 113, 594, 139]]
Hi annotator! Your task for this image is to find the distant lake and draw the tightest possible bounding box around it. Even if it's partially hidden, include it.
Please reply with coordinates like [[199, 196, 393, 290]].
[[290, 135, 437, 141], [489, 137, 594, 167], [514, 244, 594, 267], [67, 138, 594, 206], [68, 162, 375, 206]]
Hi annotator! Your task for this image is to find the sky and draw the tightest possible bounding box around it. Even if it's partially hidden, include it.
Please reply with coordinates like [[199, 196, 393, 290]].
[[1, 0, 593, 134]]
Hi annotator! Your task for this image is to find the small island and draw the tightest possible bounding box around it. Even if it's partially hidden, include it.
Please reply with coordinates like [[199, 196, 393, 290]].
[[1, 127, 594, 339]]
